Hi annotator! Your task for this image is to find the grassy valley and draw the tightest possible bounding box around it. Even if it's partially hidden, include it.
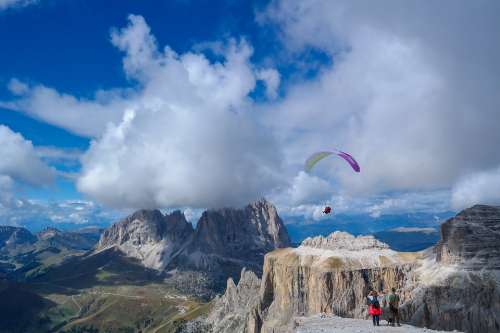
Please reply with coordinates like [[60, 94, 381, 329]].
[[22, 248, 210, 332], [1, 227, 211, 333]]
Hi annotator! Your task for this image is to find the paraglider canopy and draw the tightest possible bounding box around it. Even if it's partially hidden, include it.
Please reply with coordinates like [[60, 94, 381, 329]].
[[323, 206, 332, 214], [305, 150, 360, 173]]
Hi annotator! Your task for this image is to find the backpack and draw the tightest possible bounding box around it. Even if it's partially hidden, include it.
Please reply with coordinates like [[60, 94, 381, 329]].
[[389, 293, 400, 307], [372, 300, 380, 309]]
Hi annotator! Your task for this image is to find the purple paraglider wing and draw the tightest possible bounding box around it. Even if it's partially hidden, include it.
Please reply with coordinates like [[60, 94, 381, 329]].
[[305, 149, 361, 173], [336, 151, 361, 172]]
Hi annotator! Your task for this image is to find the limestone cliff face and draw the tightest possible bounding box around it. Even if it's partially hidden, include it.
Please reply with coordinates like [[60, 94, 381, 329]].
[[181, 199, 289, 260], [405, 204, 500, 333], [255, 234, 419, 332], [435, 204, 500, 270], [169, 199, 291, 282], [207, 269, 262, 333], [403, 270, 500, 333], [96, 209, 193, 270]]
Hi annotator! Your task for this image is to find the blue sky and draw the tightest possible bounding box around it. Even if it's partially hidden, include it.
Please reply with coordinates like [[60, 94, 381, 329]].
[[1, 0, 499, 230], [0, 0, 275, 201]]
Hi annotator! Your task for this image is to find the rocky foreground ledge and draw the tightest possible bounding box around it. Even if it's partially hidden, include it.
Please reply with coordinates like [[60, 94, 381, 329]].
[[294, 314, 462, 333]]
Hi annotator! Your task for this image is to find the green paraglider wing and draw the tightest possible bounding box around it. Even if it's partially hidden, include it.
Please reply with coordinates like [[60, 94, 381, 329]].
[[304, 151, 335, 172], [305, 150, 361, 173]]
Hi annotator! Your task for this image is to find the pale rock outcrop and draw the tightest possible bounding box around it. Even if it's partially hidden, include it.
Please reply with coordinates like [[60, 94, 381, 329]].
[[301, 232, 389, 251], [96, 209, 193, 270], [175, 199, 290, 266], [207, 268, 262, 333], [435, 204, 500, 270], [168, 199, 291, 288], [405, 205, 500, 333]]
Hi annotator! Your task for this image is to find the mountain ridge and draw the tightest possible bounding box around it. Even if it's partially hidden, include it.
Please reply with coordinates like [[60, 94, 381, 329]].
[[95, 199, 291, 294]]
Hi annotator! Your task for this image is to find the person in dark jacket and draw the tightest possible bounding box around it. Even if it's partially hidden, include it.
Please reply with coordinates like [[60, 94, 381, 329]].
[[367, 290, 382, 326]]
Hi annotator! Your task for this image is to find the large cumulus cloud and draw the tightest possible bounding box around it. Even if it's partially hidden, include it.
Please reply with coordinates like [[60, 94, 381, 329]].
[[76, 15, 283, 209], [0, 125, 54, 188], [4, 3, 500, 213], [451, 167, 500, 210], [261, 0, 500, 208]]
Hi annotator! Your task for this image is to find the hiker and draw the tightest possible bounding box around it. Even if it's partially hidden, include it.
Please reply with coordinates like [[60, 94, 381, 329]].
[[367, 290, 382, 326], [388, 287, 401, 326], [382, 290, 393, 326]]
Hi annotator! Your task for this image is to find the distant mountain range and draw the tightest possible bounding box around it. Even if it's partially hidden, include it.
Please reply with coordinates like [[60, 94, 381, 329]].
[[0, 226, 102, 279], [372, 227, 440, 251], [0, 199, 291, 332], [284, 211, 453, 250]]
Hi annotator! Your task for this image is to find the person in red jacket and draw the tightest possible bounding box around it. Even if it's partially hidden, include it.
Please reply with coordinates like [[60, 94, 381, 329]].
[[367, 290, 382, 326]]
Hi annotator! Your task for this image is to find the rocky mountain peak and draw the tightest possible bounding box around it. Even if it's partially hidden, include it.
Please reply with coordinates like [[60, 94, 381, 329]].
[[37, 227, 63, 240], [0, 226, 36, 248], [187, 199, 290, 262], [435, 204, 500, 269], [128, 209, 164, 223], [97, 209, 193, 249], [96, 209, 193, 270], [301, 231, 390, 251]]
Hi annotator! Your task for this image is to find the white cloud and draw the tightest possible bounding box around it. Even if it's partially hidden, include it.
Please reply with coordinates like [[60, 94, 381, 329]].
[[276, 190, 451, 220], [451, 167, 500, 210], [0, 175, 14, 204], [390, 227, 436, 234], [262, 0, 500, 202], [35, 146, 83, 163], [4, 4, 500, 213], [7, 78, 29, 95], [2, 80, 127, 137], [1, 16, 280, 140], [0, 125, 55, 187], [0, 198, 120, 229], [256, 68, 280, 99], [75, 15, 283, 209], [0, 0, 35, 10], [274, 171, 334, 206], [181, 207, 203, 224]]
